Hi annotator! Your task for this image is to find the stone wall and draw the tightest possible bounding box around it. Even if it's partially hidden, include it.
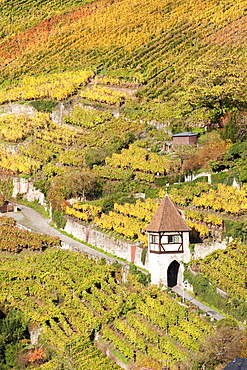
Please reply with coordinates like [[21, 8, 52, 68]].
[[0, 103, 36, 117], [64, 218, 149, 270], [50, 102, 72, 124], [184, 172, 212, 184], [12, 177, 46, 207], [95, 335, 129, 370], [193, 239, 228, 260]]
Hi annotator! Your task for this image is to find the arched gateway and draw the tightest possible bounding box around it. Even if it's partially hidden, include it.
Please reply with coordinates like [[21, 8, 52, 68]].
[[146, 195, 191, 287], [167, 260, 180, 287]]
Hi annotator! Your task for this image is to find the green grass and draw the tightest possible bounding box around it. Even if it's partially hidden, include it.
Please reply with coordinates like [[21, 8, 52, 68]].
[[16, 198, 50, 219], [182, 289, 245, 328], [110, 347, 129, 365]]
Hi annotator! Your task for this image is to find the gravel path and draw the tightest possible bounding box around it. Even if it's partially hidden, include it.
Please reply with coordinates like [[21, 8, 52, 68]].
[[6, 205, 127, 265], [172, 285, 225, 321]]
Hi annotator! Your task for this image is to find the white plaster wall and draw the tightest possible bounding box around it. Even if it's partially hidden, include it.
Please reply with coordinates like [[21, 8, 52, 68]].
[[149, 253, 185, 286], [182, 232, 191, 263], [184, 172, 211, 184], [150, 254, 182, 286], [148, 252, 163, 285], [148, 231, 190, 286]]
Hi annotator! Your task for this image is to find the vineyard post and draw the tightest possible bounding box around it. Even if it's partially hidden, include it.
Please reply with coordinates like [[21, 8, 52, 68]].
[[161, 359, 171, 369], [182, 280, 188, 303]]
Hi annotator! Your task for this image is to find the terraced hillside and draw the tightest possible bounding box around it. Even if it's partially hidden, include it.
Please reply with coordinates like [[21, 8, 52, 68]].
[[1, 217, 246, 369], [0, 245, 216, 369], [1, 0, 247, 123]]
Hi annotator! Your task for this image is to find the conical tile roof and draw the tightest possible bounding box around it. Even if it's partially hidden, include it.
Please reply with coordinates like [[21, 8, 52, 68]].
[[146, 195, 191, 232]]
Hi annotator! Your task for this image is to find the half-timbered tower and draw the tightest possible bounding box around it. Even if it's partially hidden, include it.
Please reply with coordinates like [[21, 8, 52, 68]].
[[146, 195, 191, 287]]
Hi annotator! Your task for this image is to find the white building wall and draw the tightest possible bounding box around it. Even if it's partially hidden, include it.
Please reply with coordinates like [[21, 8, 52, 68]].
[[148, 231, 190, 286]]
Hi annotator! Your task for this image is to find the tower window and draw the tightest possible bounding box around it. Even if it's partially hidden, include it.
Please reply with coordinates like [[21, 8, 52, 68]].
[[150, 234, 158, 244], [168, 235, 180, 243]]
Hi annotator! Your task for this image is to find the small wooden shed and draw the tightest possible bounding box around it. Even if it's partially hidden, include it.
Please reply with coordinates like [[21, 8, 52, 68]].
[[172, 132, 198, 146]]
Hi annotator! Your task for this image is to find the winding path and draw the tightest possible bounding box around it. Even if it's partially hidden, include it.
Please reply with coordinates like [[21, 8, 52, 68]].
[[6, 205, 127, 265]]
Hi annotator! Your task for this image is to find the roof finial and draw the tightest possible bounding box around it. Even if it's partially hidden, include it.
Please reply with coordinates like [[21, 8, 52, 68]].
[[165, 183, 169, 195]]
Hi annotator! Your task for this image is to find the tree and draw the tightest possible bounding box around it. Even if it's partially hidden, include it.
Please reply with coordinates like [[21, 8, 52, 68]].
[[85, 148, 110, 168], [176, 56, 247, 124], [0, 308, 29, 369], [47, 169, 102, 210], [183, 131, 230, 173], [221, 111, 247, 142], [195, 326, 245, 369], [174, 144, 197, 180]]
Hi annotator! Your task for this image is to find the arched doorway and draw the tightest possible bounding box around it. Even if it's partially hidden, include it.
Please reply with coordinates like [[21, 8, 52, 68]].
[[167, 260, 180, 287]]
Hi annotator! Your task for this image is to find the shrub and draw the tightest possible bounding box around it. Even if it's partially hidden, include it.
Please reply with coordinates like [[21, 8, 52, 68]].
[[52, 210, 67, 229], [30, 100, 58, 112], [224, 219, 247, 242], [141, 248, 147, 265]]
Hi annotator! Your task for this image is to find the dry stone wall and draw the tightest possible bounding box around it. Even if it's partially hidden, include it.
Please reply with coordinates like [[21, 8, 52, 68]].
[[50, 102, 71, 124], [193, 239, 228, 259], [12, 177, 46, 207], [64, 218, 149, 270], [0, 103, 36, 117]]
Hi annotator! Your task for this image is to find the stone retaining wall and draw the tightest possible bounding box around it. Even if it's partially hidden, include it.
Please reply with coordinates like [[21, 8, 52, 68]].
[[193, 239, 228, 259], [12, 177, 46, 207], [0, 103, 36, 117], [64, 218, 149, 270]]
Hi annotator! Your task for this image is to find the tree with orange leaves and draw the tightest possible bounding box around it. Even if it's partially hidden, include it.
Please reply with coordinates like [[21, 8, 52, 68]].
[[28, 347, 46, 365]]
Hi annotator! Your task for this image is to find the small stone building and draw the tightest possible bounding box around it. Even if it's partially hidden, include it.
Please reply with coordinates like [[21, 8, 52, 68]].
[[172, 132, 198, 146], [146, 195, 191, 287]]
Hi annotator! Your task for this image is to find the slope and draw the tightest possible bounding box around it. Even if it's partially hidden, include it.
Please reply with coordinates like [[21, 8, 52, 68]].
[[1, 0, 246, 104]]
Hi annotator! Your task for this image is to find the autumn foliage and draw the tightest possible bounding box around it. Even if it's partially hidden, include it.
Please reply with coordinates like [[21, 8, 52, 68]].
[[28, 347, 46, 365]]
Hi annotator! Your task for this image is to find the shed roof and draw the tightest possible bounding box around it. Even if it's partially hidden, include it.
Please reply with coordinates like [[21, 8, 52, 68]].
[[224, 358, 247, 370], [145, 195, 191, 232], [172, 132, 198, 137]]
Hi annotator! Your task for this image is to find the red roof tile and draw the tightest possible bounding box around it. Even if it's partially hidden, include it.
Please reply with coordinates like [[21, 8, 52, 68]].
[[146, 195, 191, 232]]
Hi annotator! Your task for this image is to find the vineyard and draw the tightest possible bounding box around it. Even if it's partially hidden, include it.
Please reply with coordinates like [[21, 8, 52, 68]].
[[65, 197, 158, 245], [105, 144, 173, 176], [0, 70, 94, 104], [0, 109, 145, 175], [0, 229, 216, 369], [0, 0, 246, 125], [0, 215, 60, 252], [102, 291, 213, 368], [193, 240, 247, 301], [63, 179, 247, 322], [65, 180, 247, 245], [184, 239, 247, 321], [0, 0, 247, 367], [0, 248, 125, 369]]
